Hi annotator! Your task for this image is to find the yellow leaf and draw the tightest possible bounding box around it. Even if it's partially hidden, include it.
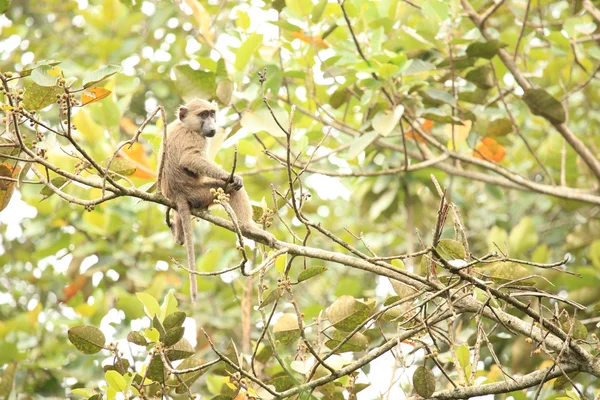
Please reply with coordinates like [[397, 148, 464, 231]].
[[119, 143, 155, 180], [47, 66, 62, 77], [81, 87, 111, 105], [184, 0, 213, 41], [445, 120, 472, 150]]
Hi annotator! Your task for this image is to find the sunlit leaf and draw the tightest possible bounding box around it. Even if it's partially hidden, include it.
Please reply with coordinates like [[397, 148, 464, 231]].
[[326, 296, 370, 332], [372, 105, 404, 137], [22, 82, 62, 110], [273, 313, 300, 344], [136, 292, 161, 318], [235, 33, 263, 72], [105, 370, 126, 393], [31, 65, 61, 87], [347, 131, 379, 159], [82, 65, 122, 88], [81, 87, 111, 105], [474, 137, 506, 162], [173, 65, 217, 102]]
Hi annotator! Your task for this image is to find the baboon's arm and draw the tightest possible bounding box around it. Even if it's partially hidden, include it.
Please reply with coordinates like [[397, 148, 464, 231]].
[[179, 153, 230, 181]]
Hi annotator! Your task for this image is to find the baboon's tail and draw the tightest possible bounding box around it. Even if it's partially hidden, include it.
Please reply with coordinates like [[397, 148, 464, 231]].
[[177, 201, 197, 304]]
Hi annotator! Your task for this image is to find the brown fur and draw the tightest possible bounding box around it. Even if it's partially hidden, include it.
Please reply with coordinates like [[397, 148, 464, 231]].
[[159, 99, 276, 303]]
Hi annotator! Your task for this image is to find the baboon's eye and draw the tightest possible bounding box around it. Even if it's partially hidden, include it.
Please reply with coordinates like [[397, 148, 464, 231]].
[[210, 110, 216, 118], [200, 110, 209, 119]]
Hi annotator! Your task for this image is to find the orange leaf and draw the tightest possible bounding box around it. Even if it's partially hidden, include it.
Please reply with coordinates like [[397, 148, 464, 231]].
[[120, 117, 138, 136], [291, 31, 329, 48], [62, 275, 88, 303], [119, 143, 155, 180], [0, 163, 21, 211], [405, 119, 433, 143], [81, 87, 111, 105], [474, 137, 506, 162], [405, 130, 427, 143]]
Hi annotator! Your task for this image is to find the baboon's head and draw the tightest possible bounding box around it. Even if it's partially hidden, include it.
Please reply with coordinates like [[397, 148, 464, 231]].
[[178, 98, 218, 138]]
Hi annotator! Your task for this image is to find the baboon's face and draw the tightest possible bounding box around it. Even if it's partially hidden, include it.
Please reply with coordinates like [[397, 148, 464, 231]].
[[179, 99, 218, 138]]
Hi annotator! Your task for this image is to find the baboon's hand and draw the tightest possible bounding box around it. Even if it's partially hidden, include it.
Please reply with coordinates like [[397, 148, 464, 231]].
[[229, 175, 243, 191]]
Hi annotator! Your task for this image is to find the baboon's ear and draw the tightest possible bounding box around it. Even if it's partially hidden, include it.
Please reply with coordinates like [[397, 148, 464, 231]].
[[178, 106, 188, 121]]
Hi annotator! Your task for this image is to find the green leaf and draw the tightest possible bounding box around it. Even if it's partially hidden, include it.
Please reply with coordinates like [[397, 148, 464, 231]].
[[216, 80, 234, 105], [162, 327, 185, 347], [590, 239, 600, 269], [466, 40, 507, 59], [68, 325, 106, 354], [235, 33, 264, 72], [475, 261, 536, 286], [19, 60, 61, 77], [146, 357, 165, 383], [160, 291, 179, 322], [31, 65, 60, 86], [22, 82, 62, 111], [465, 65, 493, 89], [436, 238, 466, 261], [456, 344, 472, 382], [404, 59, 435, 75], [311, 0, 327, 23], [163, 311, 186, 330], [508, 216, 538, 257], [127, 331, 148, 346], [326, 296, 370, 332], [144, 328, 160, 343], [40, 177, 67, 198], [153, 315, 166, 339], [82, 65, 123, 88], [70, 388, 93, 397], [330, 88, 350, 109], [422, 108, 464, 125], [0, 0, 10, 14], [422, 0, 449, 21], [458, 88, 487, 104], [372, 105, 404, 136], [273, 313, 301, 344], [554, 372, 580, 390], [286, 0, 312, 17], [259, 288, 283, 309], [412, 366, 436, 398], [0, 362, 17, 399], [297, 266, 328, 282], [522, 88, 566, 124], [136, 292, 161, 318], [166, 338, 195, 361], [175, 358, 210, 394], [347, 131, 379, 159], [559, 315, 588, 340], [421, 88, 456, 107], [487, 118, 513, 137], [105, 371, 126, 392], [324, 329, 369, 353], [173, 65, 217, 102], [107, 158, 136, 176]]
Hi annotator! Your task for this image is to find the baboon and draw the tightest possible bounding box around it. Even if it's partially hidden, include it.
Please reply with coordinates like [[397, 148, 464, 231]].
[[159, 98, 276, 302]]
